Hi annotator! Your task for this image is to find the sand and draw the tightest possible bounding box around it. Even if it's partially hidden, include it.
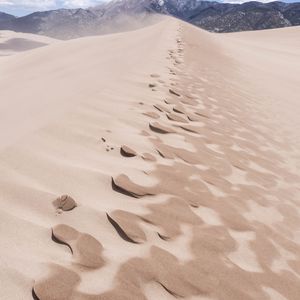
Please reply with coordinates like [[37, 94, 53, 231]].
[[0, 17, 300, 300], [0, 30, 58, 56]]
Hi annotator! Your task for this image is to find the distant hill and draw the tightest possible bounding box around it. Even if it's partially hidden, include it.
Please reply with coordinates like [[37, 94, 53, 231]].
[[0, 11, 16, 25], [0, 1, 300, 39]]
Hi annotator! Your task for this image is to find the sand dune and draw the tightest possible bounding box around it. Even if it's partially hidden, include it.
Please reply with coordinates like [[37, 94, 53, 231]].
[[0, 17, 300, 300], [0, 30, 58, 56]]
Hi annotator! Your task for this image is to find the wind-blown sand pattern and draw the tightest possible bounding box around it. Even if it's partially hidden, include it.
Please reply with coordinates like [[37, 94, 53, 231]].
[[0, 18, 300, 300]]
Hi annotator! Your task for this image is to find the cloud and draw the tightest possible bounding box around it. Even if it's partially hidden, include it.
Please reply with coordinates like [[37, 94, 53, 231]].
[[0, 0, 105, 15], [62, 0, 99, 7], [0, 0, 102, 9], [0, 0, 55, 8]]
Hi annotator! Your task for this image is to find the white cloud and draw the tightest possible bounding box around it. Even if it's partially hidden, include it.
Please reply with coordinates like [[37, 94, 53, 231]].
[[60, 0, 102, 8], [0, 0, 106, 16], [0, 0, 56, 8], [0, 0, 102, 9]]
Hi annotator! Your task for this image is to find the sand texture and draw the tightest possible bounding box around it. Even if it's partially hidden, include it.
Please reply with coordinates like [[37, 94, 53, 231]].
[[0, 18, 300, 300]]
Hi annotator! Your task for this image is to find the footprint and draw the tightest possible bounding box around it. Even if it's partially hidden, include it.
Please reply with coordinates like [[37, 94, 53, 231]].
[[195, 111, 210, 118], [143, 111, 160, 119], [52, 224, 105, 269], [149, 122, 175, 134], [150, 74, 160, 78], [120, 145, 137, 157], [33, 264, 80, 300], [180, 125, 202, 134], [174, 58, 183, 64], [173, 105, 186, 114], [112, 174, 155, 198], [200, 168, 232, 191], [169, 89, 181, 97], [166, 113, 188, 123], [153, 142, 175, 159], [187, 114, 203, 122], [53, 195, 77, 212], [107, 210, 146, 243], [164, 99, 178, 105], [153, 104, 171, 113], [142, 197, 202, 239], [157, 233, 170, 241], [142, 153, 156, 162]]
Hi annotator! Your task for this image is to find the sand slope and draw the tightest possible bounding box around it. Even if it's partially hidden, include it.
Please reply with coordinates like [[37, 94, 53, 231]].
[[0, 18, 300, 300], [0, 30, 58, 56]]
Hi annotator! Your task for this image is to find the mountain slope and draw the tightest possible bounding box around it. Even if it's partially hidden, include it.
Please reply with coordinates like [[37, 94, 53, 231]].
[[0, 11, 15, 28], [1, 1, 300, 38], [0, 12, 15, 21], [188, 1, 295, 32]]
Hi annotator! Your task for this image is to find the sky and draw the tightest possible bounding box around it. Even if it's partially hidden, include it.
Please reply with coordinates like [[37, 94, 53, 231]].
[[0, 0, 106, 16], [0, 0, 298, 16]]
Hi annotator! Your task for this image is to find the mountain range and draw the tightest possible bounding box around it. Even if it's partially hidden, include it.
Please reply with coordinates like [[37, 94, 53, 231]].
[[0, 0, 300, 39]]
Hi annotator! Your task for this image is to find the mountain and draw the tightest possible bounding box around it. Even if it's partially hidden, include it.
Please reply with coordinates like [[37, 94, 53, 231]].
[[188, 1, 300, 32], [0, 12, 15, 20], [0, 1, 300, 39], [0, 5, 162, 39], [0, 12, 16, 27]]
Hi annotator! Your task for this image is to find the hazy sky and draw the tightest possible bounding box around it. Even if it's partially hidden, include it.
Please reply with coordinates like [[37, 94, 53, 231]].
[[0, 0, 297, 16], [0, 0, 105, 16]]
